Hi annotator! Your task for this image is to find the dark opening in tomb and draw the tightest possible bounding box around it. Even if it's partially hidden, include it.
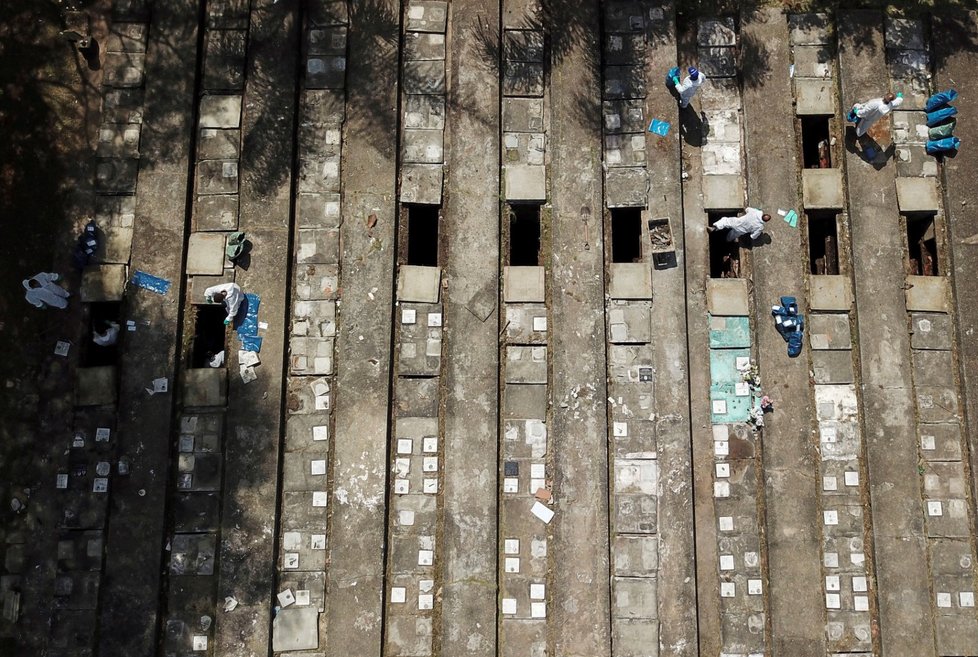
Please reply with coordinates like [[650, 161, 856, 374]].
[[906, 213, 939, 276], [190, 304, 228, 369], [81, 301, 122, 367], [801, 115, 832, 168], [509, 204, 541, 266], [406, 204, 440, 267], [708, 212, 741, 278], [808, 211, 839, 275], [611, 208, 642, 263]]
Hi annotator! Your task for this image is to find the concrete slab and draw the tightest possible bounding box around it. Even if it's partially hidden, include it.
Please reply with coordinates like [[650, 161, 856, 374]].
[[916, 386, 960, 423], [406, 0, 448, 33], [608, 303, 651, 344], [199, 94, 242, 129], [182, 368, 227, 407], [307, 0, 348, 26], [802, 168, 844, 208], [80, 264, 127, 301], [603, 1, 646, 32], [698, 17, 737, 46], [605, 167, 648, 208], [603, 33, 646, 67], [809, 313, 851, 350], [503, 304, 548, 344], [190, 273, 233, 304], [602, 99, 646, 134], [106, 22, 148, 53], [103, 52, 145, 87], [885, 17, 926, 51], [404, 31, 446, 60], [203, 29, 246, 90], [608, 264, 652, 300], [895, 143, 939, 178], [905, 276, 949, 313], [404, 61, 446, 95], [76, 367, 117, 406], [604, 133, 646, 168], [404, 95, 445, 130], [505, 346, 548, 384], [912, 349, 954, 388], [505, 29, 545, 63], [706, 279, 748, 316], [102, 87, 144, 124], [613, 577, 657, 618], [812, 350, 855, 384], [96, 123, 141, 158], [296, 228, 340, 265], [95, 194, 136, 227], [794, 77, 835, 115], [895, 177, 939, 212], [186, 233, 227, 275], [306, 56, 347, 89], [703, 175, 744, 210], [308, 26, 348, 55], [612, 618, 658, 657], [503, 132, 545, 166], [302, 89, 346, 128], [197, 128, 240, 160], [910, 312, 952, 350], [792, 45, 833, 79], [709, 315, 751, 348], [504, 266, 545, 303], [93, 225, 134, 264], [788, 13, 833, 46], [503, 383, 547, 419], [503, 98, 544, 132], [401, 129, 444, 164], [195, 195, 238, 231], [810, 275, 852, 311], [397, 266, 441, 303], [613, 535, 657, 577], [400, 164, 444, 204], [603, 65, 646, 99], [95, 158, 138, 193], [293, 300, 336, 338], [698, 46, 737, 78], [503, 61, 544, 97], [196, 159, 239, 195], [272, 607, 319, 652], [699, 76, 741, 112], [701, 142, 742, 175], [919, 423, 963, 462], [289, 337, 334, 375], [504, 165, 546, 202], [297, 193, 341, 229]]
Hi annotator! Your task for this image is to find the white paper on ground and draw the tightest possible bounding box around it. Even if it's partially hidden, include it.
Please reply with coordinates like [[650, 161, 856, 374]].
[[530, 501, 554, 524]]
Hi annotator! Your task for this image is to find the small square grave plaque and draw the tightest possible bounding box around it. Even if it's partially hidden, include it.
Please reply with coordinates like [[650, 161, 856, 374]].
[[395, 479, 409, 494], [423, 457, 438, 472], [852, 576, 867, 592], [277, 589, 296, 607], [427, 313, 442, 327], [748, 579, 762, 595], [193, 636, 208, 651], [399, 510, 415, 526], [418, 550, 433, 566], [531, 602, 546, 618], [825, 575, 840, 591], [312, 491, 328, 507], [937, 592, 952, 608], [715, 441, 729, 456], [503, 478, 518, 493], [313, 426, 328, 441], [391, 587, 406, 603], [823, 510, 838, 525], [311, 460, 327, 475], [402, 308, 417, 324], [423, 478, 438, 493], [397, 439, 413, 454], [927, 500, 943, 516], [718, 516, 733, 531], [419, 594, 433, 610], [714, 482, 730, 498], [854, 595, 869, 611], [505, 539, 520, 554], [825, 593, 841, 609], [715, 463, 730, 478], [295, 590, 311, 606], [96, 427, 111, 441], [823, 476, 837, 491], [844, 471, 859, 486], [284, 553, 299, 569], [824, 552, 839, 567], [502, 598, 517, 615], [533, 316, 547, 331], [961, 592, 975, 607], [93, 478, 108, 493], [423, 437, 437, 452], [311, 534, 326, 550], [720, 582, 735, 597], [530, 583, 545, 599], [505, 557, 520, 573], [719, 555, 734, 571]]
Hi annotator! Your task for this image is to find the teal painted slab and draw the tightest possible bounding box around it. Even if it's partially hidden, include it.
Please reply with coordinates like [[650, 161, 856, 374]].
[[709, 314, 751, 349]]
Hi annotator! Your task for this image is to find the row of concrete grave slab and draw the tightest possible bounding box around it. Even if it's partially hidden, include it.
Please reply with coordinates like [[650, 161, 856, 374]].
[[271, 2, 349, 654], [159, 0, 252, 653], [25, 7, 153, 655], [601, 4, 662, 655]]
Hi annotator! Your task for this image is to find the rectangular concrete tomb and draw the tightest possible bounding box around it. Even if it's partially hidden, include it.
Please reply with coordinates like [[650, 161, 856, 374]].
[[504, 266, 545, 303], [802, 168, 844, 209], [397, 265, 441, 303], [706, 279, 748, 316], [896, 177, 939, 212]]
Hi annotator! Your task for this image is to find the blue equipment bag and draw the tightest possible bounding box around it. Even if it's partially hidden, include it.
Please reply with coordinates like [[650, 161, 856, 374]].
[[926, 137, 961, 155], [926, 106, 958, 127], [925, 89, 958, 112]]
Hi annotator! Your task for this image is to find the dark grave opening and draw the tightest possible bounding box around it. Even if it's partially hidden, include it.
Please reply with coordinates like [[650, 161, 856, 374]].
[[801, 115, 832, 168], [906, 213, 939, 276], [708, 212, 741, 278], [81, 301, 122, 367], [190, 304, 228, 368], [807, 211, 839, 275], [611, 208, 642, 263], [509, 204, 541, 266], [406, 204, 440, 267]]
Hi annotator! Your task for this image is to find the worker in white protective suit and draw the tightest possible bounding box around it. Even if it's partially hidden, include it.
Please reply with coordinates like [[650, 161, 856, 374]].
[[850, 92, 903, 137], [23, 272, 70, 309], [204, 282, 244, 325], [708, 207, 772, 242], [676, 66, 706, 109]]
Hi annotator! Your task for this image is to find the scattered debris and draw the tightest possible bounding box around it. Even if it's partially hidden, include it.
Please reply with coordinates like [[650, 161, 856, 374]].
[[145, 377, 168, 395], [223, 596, 238, 612], [530, 501, 554, 524], [54, 340, 71, 357]]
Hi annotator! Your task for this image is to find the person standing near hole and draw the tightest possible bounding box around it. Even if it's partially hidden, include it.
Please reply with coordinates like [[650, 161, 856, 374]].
[[676, 66, 706, 109], [204, 282, 244, 326], [708, 207, 772, 242], [848, 92, 903, 138]]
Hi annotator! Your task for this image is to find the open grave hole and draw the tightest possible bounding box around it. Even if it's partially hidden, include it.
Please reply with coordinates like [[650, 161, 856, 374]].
[[807, 211, 839, 275], [708, 212, 741, 278], [81, 301, 122, 367], [905, 213, 939, 276], [189, 304, 228, 369], [801, 115, 832, 168], [611, 208, 642, 263], [405, 204, 440, 267], [509, 204, 542, 266]]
